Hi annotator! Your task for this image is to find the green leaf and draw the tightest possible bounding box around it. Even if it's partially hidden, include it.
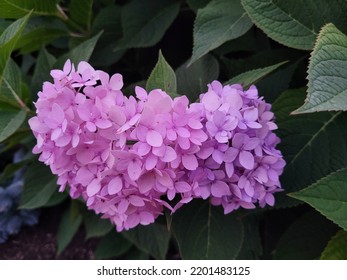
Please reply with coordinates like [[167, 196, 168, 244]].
[[0, 0, 59, 18], [176, 54, 219, 101], [44, 190, 68, 207], [91, 5, 124, 67], [84, 211, 114, 239], [15, 17, 68, 54], [55, 32, 102, 68], [171, 200, 244, 259], [241, 0, 347, 50], [0, 59, 23, 107], [0, 108, 26, 142], [272, 89, 347, 208], [146, 51, 177, 96], [69, 0, 93, 30], [236, 213, 262, 259], [20, 162, 58, 209], [186, 0, 210, 12], [191, 0, 253, 65], [225, 61, 287, 88], [320, 230, 347, 260], [95, 231, 132, 260], [294, 24, 347, 113], [115, 0, 180, 50], [122, 222, 170, 260], [0, 13, 31, 86], [31, 48, 56, 97], [57, 202, 83, 255], [274, 210, 338, 259], [290, 168, 347, 230]]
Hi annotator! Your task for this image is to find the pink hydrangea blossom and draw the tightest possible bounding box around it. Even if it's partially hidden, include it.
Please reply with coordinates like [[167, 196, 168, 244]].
[[29, 60, 285, 232]]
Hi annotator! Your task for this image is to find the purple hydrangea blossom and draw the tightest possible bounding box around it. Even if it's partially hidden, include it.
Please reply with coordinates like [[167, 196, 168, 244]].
[[190, 81, 285, 214], [29, 60, 285, 231]]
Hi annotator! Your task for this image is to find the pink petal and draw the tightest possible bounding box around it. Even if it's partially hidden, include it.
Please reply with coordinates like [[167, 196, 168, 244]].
[[224, 147, 239, 163], [128, 160, 142, 180], [239, 150, 255, 170], [135, 86, 148, 101], [139, 212, 155, 225], [128, 195, 144, 207], [96, 119, 112, 129], [145, 154, 157, 170], [265, 193, 275, 206], [118, 199, 129, 214], [225, 162, 234, 178], [108, 177, 123, 195], [201, 91, 221, 111], [213, 110, 226, 127], [87, 178, 101, 196], [182, 154, 198, 170], [138, 172, 155, 193], [146, 130, 163, 147], [175, 181, 191, 192], [244, 108, 258, 122], [110, 73, 123, 90], [176, 127, 190, 137], [188, 119, 202, 129], [211, 181, 230, 197], [161, 146, 177, 162]]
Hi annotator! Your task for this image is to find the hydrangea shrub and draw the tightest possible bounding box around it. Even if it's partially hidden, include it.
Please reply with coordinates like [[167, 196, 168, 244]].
[[1, 0, 347, 260]]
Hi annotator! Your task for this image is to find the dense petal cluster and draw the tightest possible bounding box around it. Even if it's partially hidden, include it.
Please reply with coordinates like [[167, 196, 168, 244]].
[[188, 81, 285, 214], [0, 151, 39, 243], [29, 60, 285, 231]]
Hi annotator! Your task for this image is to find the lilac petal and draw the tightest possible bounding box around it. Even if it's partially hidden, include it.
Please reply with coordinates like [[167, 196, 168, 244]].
[[108, 177, 123, 195], [188, 119, 203, 129], [96, 118, 112, 129], [145, 154, 157, 170], [129, 195, 145, 207], [138, 173, 155, 193], [244, 183, 254, 197], [86, 122, 97, 132], [118, 199, 129, 214], [152, 145, 166, 157], [125, 214, 140, 230], [212, 149, 224, 164], [213, 110, 226, 127], [28, 117, 49, 133], [211, 181, 230, 197], [146, 130, 163, 147], [87, 178, 101, 196], [161, 146, 177, 162], [140, 212, 155, 225], [232, 133, 245, 149], [128, 160, 142, 180], [182, 154, 198, 170], [265, 193, 275, 206], [177, 127, 190, 137], [177, 136, 190, 150], [157, 171, 173, 187], [136, 142, 151, 156], [135, 86, 148, 100], [224, 147, 239, 163], [76, 168, 94, 185], [201, 91, 221, 111], [225, 162, 234, 178], [239, 150, 255, 170], [247, 122, 262, 129], [76, 149, 94, 164], [244, 138, 260, 150], [110, 73, 123, 90], [166, 129, 177, 141], [175, 181, 191, 192], [244, 108, 258, 122]]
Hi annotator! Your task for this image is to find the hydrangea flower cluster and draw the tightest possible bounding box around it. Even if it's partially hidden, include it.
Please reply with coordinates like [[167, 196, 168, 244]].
[[0, 151, 39, 243], [29, 60, 285, 231]]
